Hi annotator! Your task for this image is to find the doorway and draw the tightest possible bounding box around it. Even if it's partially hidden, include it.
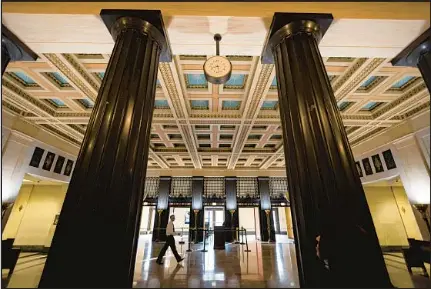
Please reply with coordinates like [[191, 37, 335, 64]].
[[204, 206, 225, 231], [239, 207, 261, 241], [272, 207, 290, 243], [169, 206, 190, 242], [139, 205, 156, 235], [203, 206, 225, 246]]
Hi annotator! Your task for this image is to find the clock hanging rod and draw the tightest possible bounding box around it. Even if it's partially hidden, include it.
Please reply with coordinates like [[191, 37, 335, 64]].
[[203, 33, 232, 85], [215, 33, 221, 56]]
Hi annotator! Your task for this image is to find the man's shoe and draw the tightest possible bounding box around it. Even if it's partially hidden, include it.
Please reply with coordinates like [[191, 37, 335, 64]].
[[177, 257, 184, 263]]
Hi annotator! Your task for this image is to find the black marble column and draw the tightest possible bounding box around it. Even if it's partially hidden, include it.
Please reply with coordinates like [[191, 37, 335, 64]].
[[153, 206, 170, 242], [224, 177, 239, 242], [191, 177, 204, 242], [225, 177, 238, 211], [39, 10, 171, 288], [262, 13, 392, 287], [1, 24, 38, 75], [152, 177, 171, 242], [392, 28, 431, 93], [258, 177, 275, 242], [258, 207, 276, 242], [189, 208, 204, 243], [1, 44, 11, 76]]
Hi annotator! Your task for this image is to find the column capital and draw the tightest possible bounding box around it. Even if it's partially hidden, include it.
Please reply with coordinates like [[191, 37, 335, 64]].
[[261, 12, 333, 64], [100, 9, 172, 62], [392, 27, 431, 67], [1, 24, 38, 62]]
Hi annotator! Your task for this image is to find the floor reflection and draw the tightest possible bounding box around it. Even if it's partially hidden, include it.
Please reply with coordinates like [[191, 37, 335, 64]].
[[3, 234, 429, 288], [133, 235, 299, 288]]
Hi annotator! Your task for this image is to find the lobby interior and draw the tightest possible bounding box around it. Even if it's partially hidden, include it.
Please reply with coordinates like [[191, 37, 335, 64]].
[[1, 2, 431, 288]]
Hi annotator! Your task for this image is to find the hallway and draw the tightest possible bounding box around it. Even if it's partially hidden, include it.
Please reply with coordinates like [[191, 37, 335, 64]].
[[1, 5, 430, 287]]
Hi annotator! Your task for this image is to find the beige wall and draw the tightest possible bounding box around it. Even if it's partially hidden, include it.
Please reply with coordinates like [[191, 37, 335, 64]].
[[363, 184, 423, 246], [352, 111, 430, 156], [393, 134, 430, 204], [285, 207, 294, 239], [2, 110, 80, 156], [391, 186, 425, 240], [352, 111, 430, 205], [2, 111, 78, 204], [3, 183, 68, 247], [2, 184, 34, 240]]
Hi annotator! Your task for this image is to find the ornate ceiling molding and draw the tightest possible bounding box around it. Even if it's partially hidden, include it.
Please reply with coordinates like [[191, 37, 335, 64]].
[[43, 53, 98, 101], [334, 58, 388, 101], [228, 61, 275, 169], [2, 52, 429, 173], [158, 60, 202, 168]]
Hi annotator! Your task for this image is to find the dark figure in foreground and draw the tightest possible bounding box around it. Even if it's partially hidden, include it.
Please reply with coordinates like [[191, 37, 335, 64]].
[[156, 214, 184, 265]]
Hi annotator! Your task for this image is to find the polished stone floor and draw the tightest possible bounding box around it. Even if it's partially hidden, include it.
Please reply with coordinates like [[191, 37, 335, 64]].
[[133, 234, 299, 288], [2, 252, 47, 288], [2, 234, 430, 288]]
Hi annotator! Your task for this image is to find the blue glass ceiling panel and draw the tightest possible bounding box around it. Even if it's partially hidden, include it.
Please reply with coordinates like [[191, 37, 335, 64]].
[[262, 100, 278, 109], [154, 99, 169, 109], [391, 76, 414, 89], [186, 74, 207, 86], [225, 74, 245, 86], [360, 76, 377, 88], [12, 72, 36, 85], [361, 101, 382, 111], [191, 100, 209, 109], [50, 98, 66, 107], [337, 101, 352, 111], [222, 100, 241, 110], [78, 98, 94, 109]]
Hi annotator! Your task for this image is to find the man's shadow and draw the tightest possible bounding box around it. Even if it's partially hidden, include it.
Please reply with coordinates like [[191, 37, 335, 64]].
[[160, 263, 184, 285]]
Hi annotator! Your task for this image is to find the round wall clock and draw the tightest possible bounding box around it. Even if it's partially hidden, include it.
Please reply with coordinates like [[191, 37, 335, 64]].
[[203, 34, 232, 85]]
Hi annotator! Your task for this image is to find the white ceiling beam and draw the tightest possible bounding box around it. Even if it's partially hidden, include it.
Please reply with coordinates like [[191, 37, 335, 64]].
[[3, 15, 428, 58]]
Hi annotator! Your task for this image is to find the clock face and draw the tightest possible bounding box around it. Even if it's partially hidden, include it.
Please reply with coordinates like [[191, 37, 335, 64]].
[[204, 56, 232, 79]]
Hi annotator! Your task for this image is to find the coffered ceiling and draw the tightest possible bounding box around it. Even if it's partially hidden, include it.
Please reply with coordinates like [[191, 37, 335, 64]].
[[2, 52, 429, 173]]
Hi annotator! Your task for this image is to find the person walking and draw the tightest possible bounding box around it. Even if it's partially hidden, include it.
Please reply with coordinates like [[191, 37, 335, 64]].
[[156, 214, 184, 265]]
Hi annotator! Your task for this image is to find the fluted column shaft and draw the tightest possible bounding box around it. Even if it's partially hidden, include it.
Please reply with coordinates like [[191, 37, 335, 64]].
[[417, 49, 431, 93], [269, 18, 392, 287], [39, 15, 166, 288], [392, 28, 431, 93], [1, 24, 38, 76], [191, 177, 204, 242], [1, 44, 11, 75]]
